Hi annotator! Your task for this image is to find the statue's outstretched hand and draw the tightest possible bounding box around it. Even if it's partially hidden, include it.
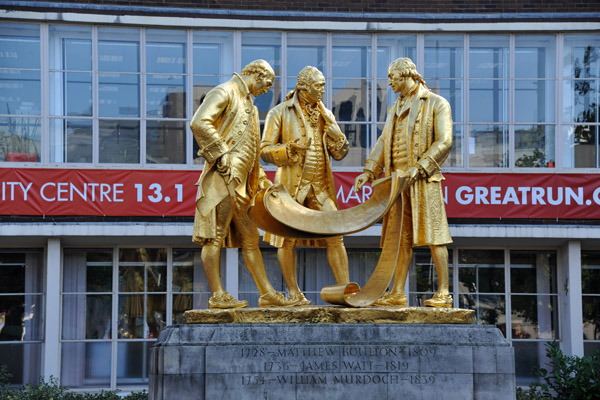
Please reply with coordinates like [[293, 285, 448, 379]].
[[288, 138, 311, 154], [354, 171, 374, 193]]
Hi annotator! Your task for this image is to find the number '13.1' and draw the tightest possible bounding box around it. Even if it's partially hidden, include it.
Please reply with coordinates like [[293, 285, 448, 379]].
[[134, 183, 183, 203]]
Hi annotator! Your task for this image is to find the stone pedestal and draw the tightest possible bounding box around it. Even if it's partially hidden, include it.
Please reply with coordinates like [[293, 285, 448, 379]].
[[149, 322, 515, 400]]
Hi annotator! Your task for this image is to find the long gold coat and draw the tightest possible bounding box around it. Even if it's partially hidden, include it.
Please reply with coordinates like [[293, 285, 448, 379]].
[[261, 91, 349, 247], [191, 73, 268, 247], [366, 83, 453, 247]]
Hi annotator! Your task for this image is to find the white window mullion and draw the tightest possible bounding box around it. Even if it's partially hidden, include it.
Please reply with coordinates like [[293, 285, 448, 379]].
[[140, 28, 147, 167], [452, 247, 459, 308], [166, 247, 173, 327], [233, 31, 242, 74], [224, 248, 239, 299], [416, 33, 425, 77], [40, 23, 49, 166], [509, 35, 515, 170], [43, 238, 61, 380], [111, 246, 119, 389], [187, 29, 194, 166], [369, 33, 377, 154], [464, 34, 470, 169], [326, 33, 333, 109], [556, 33, 564, 170], [92, 26, 99, 165], [281, 32, 287, 106], [504, 248, 512, 343], [559, 240, 584, 357]]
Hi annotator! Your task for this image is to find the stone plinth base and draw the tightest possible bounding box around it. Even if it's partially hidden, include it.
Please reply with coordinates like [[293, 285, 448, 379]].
[[149, 323, 515, 400]]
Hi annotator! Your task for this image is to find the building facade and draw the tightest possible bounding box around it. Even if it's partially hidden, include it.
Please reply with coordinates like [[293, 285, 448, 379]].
[[0, 0, 599, 392]]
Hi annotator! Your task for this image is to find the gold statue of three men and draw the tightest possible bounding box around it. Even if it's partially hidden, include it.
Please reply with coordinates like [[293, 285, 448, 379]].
[[191, 57, 453, 309]]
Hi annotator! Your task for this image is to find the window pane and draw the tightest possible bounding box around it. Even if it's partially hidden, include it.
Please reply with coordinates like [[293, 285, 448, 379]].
[[0, 252, 43, 293], [49, 25, 92, 71], [513, 341, 551, 387], [239, 249, 284, 307], [409, 248, 454, 294], [98, 27, 140, 73], [193, 75, 227, 111], [146, 74, 185, 118], [99, 73, 140, 118], [443, 124, 463, 168], [562, 79, 598, 124], [50, 119, 93, 163], [515, 125, 555, 168], [119, 294, 143, 338], [584, 342, 600, 357], [254, 77, 281, 120], [241, 32, 281, 76], [287, 33, 327, 77], [583, 296, 600, 340], [376, 79, 394, 122], [333, 35, 372, 78], [468, 125, 508, 168], [0, 343, 42, 385], [146, 29, 186, 74], [61, 342, 111, 388], [117, 341, 152, 385], [0, 117, 40, 162], [515, 80, 555, 123], [302, 249, 334, 306], [563, 35, 600, 79], [562, 125, 598, 168], [118, 248, 166, 338], [511, 295, 557, 339], [173, 249, 209, 293], [147, 294, 166, 338], [0, 23, 40, 69], [510, 251, 556, 293], [63, 249, 113, 292], [582, 251, 600, 294], [469, 35, 509, 79], [469, 79, 509, 122], [0, 69, 41, 116], [98, 119, 140, 164], [458, 249, 504, 293], [424, 35, 464, 79], [50, 72, 92, 117], [459, 294, 506, 332], [146, 120, 186, 164], [62, 294, 111, 340], [0, 294, 43, 342], [332, 78, 370, 122], [515, 36, 556, 79], [377, 35, 417, 79], [331, 124, 369, 168], [193, 31, 234, 76], [172, 249, 210, 322], [428, 79, 463, 122]]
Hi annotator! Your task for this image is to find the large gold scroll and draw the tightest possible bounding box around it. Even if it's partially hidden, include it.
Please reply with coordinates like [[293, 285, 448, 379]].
[[248, 172, 408, 307]]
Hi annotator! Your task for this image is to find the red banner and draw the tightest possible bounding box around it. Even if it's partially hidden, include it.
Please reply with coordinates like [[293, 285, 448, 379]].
[[1, 168, 600, 219]]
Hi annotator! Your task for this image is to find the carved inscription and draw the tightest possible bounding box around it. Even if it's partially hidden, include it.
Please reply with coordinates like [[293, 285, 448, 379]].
[[235, 345, 438, 388]]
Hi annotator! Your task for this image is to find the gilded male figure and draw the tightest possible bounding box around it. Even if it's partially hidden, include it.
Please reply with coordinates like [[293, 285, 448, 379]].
[[355, 58, 453, 307], [191, 59, 297, 309], [261, 66, 351, 305]]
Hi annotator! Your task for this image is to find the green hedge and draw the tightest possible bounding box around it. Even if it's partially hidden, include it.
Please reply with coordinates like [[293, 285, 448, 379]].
[[0, 367, 148, 400], [517, 341, 600, 400]]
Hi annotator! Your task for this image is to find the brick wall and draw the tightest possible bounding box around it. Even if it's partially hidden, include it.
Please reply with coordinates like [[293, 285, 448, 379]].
[[3, 0, 600, 18]]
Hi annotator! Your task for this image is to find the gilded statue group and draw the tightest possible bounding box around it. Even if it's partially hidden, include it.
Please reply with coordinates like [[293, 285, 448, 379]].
[[191, 57, 453, 309]]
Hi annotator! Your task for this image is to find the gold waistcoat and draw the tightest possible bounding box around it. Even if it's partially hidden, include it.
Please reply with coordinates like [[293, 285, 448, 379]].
[[229, 119, 257, 197]]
